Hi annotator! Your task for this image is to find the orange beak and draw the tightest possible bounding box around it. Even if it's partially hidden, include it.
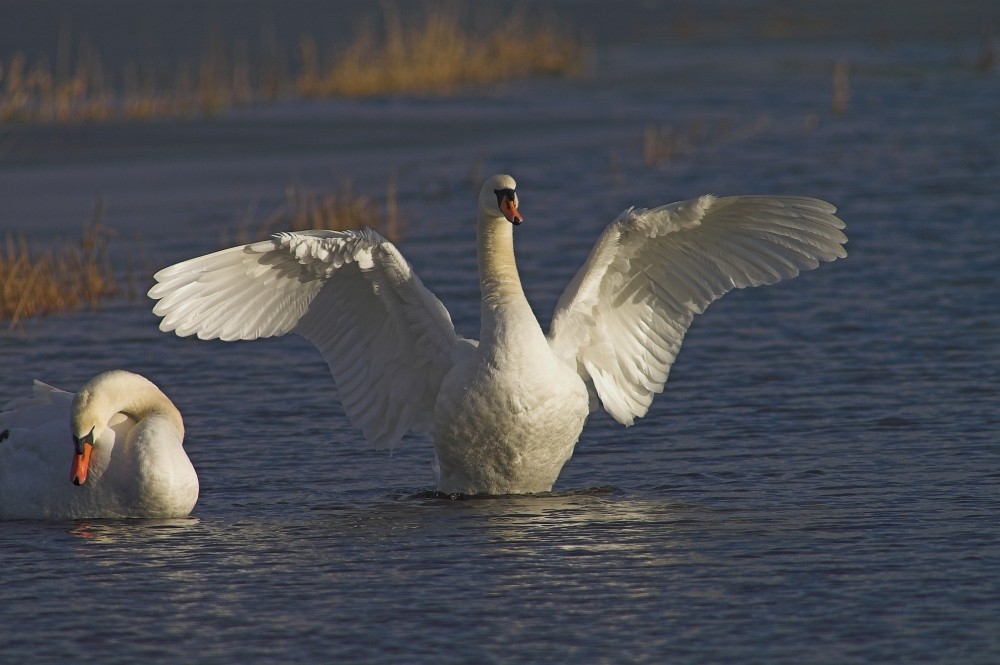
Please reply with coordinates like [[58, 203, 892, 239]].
[[71, 442, 93, 486], [500, 198, 523, 225]]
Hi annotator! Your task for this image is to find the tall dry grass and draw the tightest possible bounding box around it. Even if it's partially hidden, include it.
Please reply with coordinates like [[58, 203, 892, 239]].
[[1, 223, 118, 329], [832, 59, 850, 116], [0, 7, 584, 124], [297, 8, 583, 97], [1, 182, 398, 327], [233, 179, 402, 245], [0, 32, 258, 123]]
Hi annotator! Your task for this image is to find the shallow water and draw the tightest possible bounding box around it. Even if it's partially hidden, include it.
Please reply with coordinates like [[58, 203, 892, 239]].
[[2, 2, 999, 663]]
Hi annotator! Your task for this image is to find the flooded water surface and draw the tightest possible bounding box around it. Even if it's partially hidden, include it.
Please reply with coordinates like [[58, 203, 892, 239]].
[[1, 2, 999, 663]]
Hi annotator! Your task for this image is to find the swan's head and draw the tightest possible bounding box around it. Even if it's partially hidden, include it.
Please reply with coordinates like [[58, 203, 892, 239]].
[[67, 370, 183, 486], [70, 387, 104, 486], [479, 174, 522, 225]]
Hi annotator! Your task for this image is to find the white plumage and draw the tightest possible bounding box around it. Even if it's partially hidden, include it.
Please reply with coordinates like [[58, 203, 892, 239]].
[[0, 370, 198, 519], [149, 175, 846, 494]]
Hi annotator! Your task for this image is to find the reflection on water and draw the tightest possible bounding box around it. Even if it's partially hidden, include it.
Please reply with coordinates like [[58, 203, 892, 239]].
[[69, 518, 201, 543], [442, 488, 686, 554]]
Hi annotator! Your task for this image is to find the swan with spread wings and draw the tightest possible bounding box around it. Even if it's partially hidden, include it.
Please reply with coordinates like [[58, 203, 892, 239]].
[[149, 174, 846, 495]]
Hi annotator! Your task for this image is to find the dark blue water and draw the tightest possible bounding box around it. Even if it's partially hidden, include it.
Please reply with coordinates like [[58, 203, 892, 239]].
[[2, 2, 999, 663]]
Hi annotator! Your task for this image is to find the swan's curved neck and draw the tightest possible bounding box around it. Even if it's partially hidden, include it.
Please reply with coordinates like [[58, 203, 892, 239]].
[[74, 372, 184, 439], [119, 386, 185, 438]]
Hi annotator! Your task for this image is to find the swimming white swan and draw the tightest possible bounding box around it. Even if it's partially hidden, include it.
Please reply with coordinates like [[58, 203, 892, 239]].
[[149, 175, 846, 494], [0, 370, 198, 519]]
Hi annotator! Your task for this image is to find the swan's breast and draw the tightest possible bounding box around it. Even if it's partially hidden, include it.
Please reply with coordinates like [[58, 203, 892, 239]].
[[110, 414, 199, 516], [433, 342, 589, 494]]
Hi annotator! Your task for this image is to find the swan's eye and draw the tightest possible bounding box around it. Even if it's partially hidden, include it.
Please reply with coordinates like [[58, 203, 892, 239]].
[[494, 188, 516, 209], [74, 428, 95, 454]]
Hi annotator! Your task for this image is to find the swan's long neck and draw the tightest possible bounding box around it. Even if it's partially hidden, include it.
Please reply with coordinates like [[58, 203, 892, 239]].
[[478, 215, 525, 307], [477, 214, 539, 347]]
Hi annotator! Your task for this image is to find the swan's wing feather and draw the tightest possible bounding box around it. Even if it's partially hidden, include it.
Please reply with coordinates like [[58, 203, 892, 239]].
[[151, 235, 327, 340], [548, 195, 847, 425], [1, 380, 74, 429], [150, 229, 460, 449]]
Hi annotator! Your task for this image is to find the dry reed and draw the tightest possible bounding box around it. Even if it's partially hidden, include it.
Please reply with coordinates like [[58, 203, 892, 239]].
[[0, 32, 257, 123], [236, 179, 402, 245], [0, 7, 584, 124], [832, 59, 850, 116], [641, 115, 774, 169], [297, 8, 583, 97], [1, 222, 118, 329]]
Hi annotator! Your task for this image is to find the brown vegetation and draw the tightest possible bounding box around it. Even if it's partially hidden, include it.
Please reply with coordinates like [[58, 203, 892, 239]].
[[1, 180, 397, 326], [1, 223, 118, 329], [641, 115, 774, 168], [296, 8, 583, 98], [238, 179, 402, 244], [0, 7, 585, 124]]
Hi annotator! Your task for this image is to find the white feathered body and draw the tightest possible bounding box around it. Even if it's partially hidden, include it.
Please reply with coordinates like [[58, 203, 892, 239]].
[[0, 374, 198, 520], [434, 302, 590, 494]]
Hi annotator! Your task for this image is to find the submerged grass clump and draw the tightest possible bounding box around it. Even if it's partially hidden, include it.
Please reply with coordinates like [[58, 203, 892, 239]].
[[236, 179, 402, 245], [1, 223, 118, 329], [0, 7, 585, 124]]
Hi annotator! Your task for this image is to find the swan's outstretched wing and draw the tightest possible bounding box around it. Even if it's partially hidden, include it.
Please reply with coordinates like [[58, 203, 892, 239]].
[[149, 229, 460, 449], [548, 195, 847, 425]]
